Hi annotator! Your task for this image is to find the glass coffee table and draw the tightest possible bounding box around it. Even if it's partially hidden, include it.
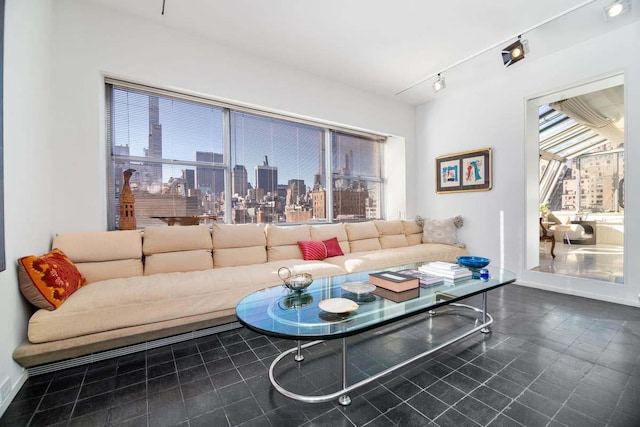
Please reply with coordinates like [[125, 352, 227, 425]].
[[236, 265, 516, 406]]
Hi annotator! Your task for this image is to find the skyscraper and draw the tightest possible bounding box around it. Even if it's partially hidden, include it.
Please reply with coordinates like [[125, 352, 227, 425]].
[[196, 151, 224, 195], [255, 156, 278, 195], [286, 179, 306, 205], [232, 164, 248, 197], [147, 96, 163, 187]]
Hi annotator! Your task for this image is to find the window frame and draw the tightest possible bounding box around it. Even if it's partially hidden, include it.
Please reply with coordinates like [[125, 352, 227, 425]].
[[105, 79, 386, 229]]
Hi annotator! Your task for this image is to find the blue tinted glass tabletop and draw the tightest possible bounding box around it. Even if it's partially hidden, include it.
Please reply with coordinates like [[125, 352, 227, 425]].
[[236, 265, 516, 340]]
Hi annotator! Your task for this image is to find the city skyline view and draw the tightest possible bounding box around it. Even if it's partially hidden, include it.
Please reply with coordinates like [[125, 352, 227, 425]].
[[109, 86, 383, 227]]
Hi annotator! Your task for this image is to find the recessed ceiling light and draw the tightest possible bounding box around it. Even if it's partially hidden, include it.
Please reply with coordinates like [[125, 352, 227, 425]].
[[604, 0, 631, 20]]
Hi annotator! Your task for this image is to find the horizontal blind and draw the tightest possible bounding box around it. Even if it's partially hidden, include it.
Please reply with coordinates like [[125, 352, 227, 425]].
[[106, 85, 226, 229], [105, 77, 388, 141]]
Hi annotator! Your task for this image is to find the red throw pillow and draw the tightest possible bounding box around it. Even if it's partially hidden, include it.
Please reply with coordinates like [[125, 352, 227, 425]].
[[297, 241, 327, 261], [323, 237, 344, 257], [17, 248, 87, 310]]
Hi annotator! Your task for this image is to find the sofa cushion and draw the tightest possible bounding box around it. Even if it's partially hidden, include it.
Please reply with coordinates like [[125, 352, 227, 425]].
[[324, 243, 469, 274], [374, 220, 404, 235], [379, 235, 409, 249], [403, 220, 424, 246], [374, 220, 408, 249], [345, 221, 381, 253], [310, 223, 350, 254], [323, 237, 344, 257], [297, 241, 327, 261], [52, 230, 142, 262], [266, 224, 311, 261], [212, 223, 266, 248], [144, 250, 214, 275], [212, 223, 267, 268], [143, 225, 212, 255], [422, 217, 462, 245], [18, 249, 87, 310], [74, 260, 143, 284], [52, 230, 144, 283], [26, 261, 346, 344]]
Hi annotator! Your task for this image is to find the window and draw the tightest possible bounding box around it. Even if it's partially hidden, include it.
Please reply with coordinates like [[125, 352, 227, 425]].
[[106, 82, 385, 229], [331, 132, 382, 220], [107, 86, 225, 229], [230, 112, 324, 224]]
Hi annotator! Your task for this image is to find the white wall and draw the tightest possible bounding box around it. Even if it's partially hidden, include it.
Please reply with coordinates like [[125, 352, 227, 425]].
[[50, 0, 416, 233], [0, 0, 55, 416], [416, 22, 640, 306]]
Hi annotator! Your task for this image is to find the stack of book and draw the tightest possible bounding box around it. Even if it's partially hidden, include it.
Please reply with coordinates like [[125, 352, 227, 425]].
[[369, 271, 420, 302], [368, 271, 419, 292], [396, 269, 444, 287], [418, 261, 472, 282]]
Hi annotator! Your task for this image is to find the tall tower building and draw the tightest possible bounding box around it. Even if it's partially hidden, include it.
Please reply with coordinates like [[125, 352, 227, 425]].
[[183, 169, 195, 194], [196, 151, 224, 195], [147, 96, 163, 187], [317, 136, 325, 189], [232, 164, 248, 197], [255, 156, 278, 195], [286, 179, 306, 205]]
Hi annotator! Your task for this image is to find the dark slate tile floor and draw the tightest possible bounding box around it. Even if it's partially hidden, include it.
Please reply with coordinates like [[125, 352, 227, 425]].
[[2, 285, 640, 427]]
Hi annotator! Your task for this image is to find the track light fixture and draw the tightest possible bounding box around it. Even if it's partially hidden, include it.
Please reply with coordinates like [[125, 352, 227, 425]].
[[501, 36, 529, 67], [432, 74, 446, 92], [396, 0, 597, 96], [603, 0, 631, 20]]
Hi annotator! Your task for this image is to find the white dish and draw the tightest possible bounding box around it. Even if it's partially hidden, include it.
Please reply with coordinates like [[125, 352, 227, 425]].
[[341, 282, 376, 295], [318, 298, 359, 314]]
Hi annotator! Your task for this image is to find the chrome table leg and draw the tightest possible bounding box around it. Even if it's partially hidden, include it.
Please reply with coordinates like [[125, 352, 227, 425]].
[[338, 338, 351, 406], [294, 340, 305, 362], [481, 292, 491, 334]]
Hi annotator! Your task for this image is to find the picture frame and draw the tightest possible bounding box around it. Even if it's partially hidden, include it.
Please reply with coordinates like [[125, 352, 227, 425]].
[[436, 148, 492, 194]]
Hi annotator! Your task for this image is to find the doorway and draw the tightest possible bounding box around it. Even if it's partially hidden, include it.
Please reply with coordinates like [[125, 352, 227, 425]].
[[528, 75, 625, 283]]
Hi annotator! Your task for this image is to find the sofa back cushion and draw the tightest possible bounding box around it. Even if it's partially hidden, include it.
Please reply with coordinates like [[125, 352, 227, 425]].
[[212, 223, 267, 268], [143, 225, 213, 254], [143, 226, 213, 275], [310, 223, 350, 254], [266, 224, 311, 261], [345, 221, 381, 253], [374, 220, 409, 249], [403, 220, 424, 246], [52, 230, 143, 283]]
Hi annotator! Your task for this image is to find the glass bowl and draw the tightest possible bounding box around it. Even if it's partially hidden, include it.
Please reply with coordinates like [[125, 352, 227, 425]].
[[278, 267, 313, 292], [457, 256, 490, 269]]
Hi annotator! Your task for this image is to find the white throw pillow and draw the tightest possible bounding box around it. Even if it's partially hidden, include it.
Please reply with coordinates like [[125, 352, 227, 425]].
[[421, 216, 464, 246]]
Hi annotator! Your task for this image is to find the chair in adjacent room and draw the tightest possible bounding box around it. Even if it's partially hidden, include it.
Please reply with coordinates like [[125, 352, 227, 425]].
[[540, 218, 556, 258]]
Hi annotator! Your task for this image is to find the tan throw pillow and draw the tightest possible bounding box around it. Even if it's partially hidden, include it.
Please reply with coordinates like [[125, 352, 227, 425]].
[[422, 216, 464, 245], [18, 249, 87, 310]]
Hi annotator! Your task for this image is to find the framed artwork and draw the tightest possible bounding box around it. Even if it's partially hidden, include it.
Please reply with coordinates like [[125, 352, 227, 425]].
[[436, 148, 492, 194]]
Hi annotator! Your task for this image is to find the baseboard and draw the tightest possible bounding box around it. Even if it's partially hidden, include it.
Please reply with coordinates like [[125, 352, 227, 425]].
[[0, 369, 28, 420], [516, 280, 640, 307]]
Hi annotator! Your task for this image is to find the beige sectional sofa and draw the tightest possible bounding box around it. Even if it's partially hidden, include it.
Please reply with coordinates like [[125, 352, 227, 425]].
[[14, 219, 467, 368]]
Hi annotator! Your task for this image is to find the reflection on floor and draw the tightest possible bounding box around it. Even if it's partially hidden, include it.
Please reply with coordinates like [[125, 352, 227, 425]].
[[535, 242, 624, 283]]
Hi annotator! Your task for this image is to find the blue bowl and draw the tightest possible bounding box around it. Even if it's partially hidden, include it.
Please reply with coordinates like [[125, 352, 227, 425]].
[[457, 256, 490, 269]]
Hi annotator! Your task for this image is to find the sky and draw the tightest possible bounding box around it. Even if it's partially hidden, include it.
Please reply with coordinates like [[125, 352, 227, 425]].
[[112, 88, 380, 190]]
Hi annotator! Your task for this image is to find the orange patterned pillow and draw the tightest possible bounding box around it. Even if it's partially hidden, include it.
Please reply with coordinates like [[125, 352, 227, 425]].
[[18, 248, 87, 310]]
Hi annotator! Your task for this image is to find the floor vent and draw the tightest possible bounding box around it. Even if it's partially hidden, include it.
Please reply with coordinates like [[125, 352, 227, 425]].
[[27, 322, 242, 376]]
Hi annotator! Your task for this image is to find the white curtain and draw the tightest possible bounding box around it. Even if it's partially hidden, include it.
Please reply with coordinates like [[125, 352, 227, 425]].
[[551, 97, 623, 144]]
